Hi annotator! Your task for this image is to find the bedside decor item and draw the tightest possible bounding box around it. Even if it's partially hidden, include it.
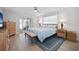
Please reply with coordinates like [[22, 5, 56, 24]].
[[60, 15, 66, 29], [61, 22, 63, 29]]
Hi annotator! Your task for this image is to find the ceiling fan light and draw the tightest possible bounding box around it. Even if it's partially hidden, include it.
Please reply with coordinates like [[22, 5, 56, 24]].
[[34, 10, 38, 12]]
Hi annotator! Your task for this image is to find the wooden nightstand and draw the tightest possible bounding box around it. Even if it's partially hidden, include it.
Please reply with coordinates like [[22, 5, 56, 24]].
[[57, 29, 66, 39]]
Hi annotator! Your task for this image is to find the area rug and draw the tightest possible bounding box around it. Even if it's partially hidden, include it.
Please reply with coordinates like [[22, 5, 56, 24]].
[[34, 34, 64, 51]]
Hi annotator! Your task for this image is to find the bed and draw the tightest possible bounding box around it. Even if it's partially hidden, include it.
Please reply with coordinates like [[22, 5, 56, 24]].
[[28, 27, 56, 42]]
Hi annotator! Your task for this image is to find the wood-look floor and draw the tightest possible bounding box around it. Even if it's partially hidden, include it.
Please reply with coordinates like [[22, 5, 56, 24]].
[[8, 33, 79, 51]]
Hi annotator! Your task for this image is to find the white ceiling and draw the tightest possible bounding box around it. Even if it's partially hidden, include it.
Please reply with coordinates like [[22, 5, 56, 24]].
[[1, 7, 67, 16]]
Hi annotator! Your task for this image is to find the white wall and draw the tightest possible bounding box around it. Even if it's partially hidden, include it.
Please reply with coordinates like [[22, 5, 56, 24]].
[[59, 7, 79, 41]]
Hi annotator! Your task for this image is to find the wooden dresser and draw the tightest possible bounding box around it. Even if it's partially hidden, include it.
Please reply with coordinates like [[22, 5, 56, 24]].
[[0, 21, 16, 51], [6, 21, 16, 36], [66, 30, 77, 42], [0, 29, 9, 51]]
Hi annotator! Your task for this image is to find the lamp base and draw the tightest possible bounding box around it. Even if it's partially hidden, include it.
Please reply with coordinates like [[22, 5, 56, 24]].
[[61, 22, 63, 29]]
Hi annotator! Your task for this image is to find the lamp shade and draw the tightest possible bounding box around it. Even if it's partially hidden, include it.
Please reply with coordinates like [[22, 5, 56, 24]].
[[60, 19, 66, 23]]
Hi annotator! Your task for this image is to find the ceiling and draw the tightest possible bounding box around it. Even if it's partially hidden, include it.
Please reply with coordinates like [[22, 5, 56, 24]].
[[1, 7, 67, 16]]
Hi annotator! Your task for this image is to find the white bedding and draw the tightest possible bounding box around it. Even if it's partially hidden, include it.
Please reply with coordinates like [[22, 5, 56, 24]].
[[28, 27, 56, 42]]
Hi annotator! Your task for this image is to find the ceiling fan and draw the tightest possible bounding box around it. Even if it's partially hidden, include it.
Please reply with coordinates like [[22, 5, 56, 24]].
[[34, 7, 41, 16], [34, 7, 40, 13]]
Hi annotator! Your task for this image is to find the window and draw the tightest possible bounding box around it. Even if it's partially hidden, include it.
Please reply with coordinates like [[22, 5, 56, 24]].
[[19, 19, 22, 29], [43, 15, 58, 24]]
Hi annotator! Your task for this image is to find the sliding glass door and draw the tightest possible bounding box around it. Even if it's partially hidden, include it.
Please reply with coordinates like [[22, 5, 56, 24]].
[[19, 17, 31, 30]]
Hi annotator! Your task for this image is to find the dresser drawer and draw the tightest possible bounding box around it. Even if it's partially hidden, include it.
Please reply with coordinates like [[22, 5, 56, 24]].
[[67, 31, 77, 42]]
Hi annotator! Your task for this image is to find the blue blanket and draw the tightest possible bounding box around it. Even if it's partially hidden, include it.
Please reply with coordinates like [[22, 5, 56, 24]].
[[28, 28, 56, 42]]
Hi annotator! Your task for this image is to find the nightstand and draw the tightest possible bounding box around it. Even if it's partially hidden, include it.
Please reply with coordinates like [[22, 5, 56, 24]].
[[57, 29, 66, 39]]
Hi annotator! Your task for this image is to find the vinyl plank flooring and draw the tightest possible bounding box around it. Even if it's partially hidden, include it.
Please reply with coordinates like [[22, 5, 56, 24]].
[[8, 33, 79, 51], [58, 40, 79, 51], [8, 33, 42, 51]]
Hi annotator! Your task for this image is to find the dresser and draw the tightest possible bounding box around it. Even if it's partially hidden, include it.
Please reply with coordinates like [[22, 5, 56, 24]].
[[6, 21, 16, 36], [0, 29, 9, 50], [66, 30, 77, 42]]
